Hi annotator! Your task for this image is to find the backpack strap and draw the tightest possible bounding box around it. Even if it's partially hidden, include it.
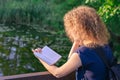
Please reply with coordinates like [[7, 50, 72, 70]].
[[93, 46, 119, 80], [93, 46, 111, 69]]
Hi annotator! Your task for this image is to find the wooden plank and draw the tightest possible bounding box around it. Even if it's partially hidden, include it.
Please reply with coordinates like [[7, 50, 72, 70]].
[[0, 71, 75, 80]]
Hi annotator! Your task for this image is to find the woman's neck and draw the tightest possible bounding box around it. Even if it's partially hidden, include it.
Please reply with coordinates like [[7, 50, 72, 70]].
[[83, 40, 93, 45], [83, 40, 98, 47]]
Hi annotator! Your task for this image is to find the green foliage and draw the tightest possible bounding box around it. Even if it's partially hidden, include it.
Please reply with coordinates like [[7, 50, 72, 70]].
[[98, 0, 120, 34]]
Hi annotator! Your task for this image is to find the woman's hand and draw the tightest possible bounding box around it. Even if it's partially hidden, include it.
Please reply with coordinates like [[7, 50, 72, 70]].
[[68, 40, 80, 59], [32, 48, 42, 53]]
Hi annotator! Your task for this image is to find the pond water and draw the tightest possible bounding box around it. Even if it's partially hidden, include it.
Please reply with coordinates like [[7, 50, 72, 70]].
[[0, 24, 71, 76]]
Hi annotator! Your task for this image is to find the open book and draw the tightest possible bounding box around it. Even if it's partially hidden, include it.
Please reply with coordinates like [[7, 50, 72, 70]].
[[33, 46, 62, 65]]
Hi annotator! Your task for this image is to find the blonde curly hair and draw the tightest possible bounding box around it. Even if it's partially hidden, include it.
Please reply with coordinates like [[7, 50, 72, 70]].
[[63, 6, 110, 46]]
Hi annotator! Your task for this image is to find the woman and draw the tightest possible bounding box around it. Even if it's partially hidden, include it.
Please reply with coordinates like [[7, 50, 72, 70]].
[[32, 6, 113, 80]]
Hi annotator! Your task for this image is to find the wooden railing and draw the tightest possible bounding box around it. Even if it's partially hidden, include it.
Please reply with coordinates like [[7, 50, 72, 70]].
[[0, 71, 75, 80]]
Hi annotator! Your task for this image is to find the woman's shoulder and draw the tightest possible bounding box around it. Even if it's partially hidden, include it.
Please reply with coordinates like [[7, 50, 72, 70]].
[[75, 45, 91, 54], [75, 44, 113, 54]]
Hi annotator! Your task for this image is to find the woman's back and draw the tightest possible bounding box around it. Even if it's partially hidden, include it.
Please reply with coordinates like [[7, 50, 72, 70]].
[[75, 45, 113, 80]]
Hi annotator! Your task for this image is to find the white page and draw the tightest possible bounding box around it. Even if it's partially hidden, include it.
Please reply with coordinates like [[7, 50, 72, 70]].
[[33, 46, 62, 65]]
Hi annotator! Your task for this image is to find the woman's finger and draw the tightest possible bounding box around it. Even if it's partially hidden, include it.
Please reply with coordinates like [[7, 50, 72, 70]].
[[32, 48, 42, 53]]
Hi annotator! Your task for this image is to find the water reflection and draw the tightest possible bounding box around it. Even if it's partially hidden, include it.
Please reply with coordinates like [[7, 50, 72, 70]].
[[0, 69, 3, 76], [0, 26, 46, 76], [9, 46, 16, 60], [0, 25, 71, 76]]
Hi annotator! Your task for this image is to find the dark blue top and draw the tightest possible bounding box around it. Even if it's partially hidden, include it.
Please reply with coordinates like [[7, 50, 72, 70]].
[[75, 45, 113, 80]]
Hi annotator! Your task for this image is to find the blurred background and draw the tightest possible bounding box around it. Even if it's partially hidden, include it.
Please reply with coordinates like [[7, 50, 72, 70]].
[[0, 0, 120, 76]]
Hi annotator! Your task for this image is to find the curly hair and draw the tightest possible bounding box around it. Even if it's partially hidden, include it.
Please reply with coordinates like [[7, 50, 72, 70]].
[[63, 6, 110, 46]]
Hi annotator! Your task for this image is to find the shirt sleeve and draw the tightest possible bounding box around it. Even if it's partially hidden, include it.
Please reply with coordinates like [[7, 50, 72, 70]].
[[75, 47, 94, 66]]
